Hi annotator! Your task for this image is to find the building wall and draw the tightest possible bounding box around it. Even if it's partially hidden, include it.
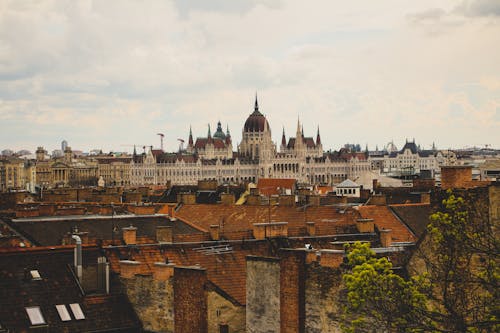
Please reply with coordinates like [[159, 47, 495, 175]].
[[121, 275, 174, 333], [246, 256, 281, 333], [207, 290, 245, 333], [305, 263, 343, 333]]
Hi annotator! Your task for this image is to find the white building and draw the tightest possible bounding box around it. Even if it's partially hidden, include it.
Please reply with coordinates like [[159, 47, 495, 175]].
[[130, 97, 371, 186]]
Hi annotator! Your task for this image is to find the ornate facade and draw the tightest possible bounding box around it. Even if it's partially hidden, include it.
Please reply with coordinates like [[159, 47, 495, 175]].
[[131, 96, 371, 186]]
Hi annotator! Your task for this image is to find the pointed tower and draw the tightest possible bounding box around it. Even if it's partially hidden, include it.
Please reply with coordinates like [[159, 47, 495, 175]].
[[187, 126, 194, 153], [315, 126, 323, 157], [282, 127, 287, 146], [316, 126, 321, 146], [225, 125, 232, 144], [254, 93, 259, 114], [133, 145, 137, 157]]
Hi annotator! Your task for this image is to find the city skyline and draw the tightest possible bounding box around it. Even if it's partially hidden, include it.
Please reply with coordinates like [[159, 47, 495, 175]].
[[1, 1, 499, 152]]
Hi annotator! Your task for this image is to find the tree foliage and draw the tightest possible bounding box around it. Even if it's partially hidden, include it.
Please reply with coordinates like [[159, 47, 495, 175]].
[[342, 190, 499, 333], [342, 242, 430, 332]]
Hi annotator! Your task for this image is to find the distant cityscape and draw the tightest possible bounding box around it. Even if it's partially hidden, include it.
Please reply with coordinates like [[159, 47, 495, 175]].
[[1, 97, 499, 193]]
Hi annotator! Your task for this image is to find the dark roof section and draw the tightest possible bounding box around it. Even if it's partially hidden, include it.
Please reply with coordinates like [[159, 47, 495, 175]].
[[9, 215, 198, 246], [243, 96, 269, 132], [0, 247, 141, 332], [401, 141, 418, 154], [389, 204, 431, 238]]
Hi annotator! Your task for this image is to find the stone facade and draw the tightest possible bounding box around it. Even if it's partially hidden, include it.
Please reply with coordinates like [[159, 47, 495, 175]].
[[131, 97, 371, 186], [121, 275, 174, 333]]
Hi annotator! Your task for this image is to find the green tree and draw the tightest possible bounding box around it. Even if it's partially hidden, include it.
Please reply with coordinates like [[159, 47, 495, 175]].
[[422, 191, 499, 332], [342, 191, 500, 333], [342, 241, 430, 332]]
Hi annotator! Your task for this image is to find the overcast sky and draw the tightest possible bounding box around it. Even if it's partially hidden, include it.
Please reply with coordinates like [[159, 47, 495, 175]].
[[1, 0, 499, 153]]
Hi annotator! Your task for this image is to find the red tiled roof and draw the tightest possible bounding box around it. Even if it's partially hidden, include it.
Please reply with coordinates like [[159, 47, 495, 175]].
[[257, 178, 296, 196], [175, 204, 356, 238], [357, 205, 416, 242]]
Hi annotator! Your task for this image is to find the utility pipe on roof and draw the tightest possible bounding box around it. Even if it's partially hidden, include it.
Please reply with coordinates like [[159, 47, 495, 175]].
[[72, 235, 82, 282]]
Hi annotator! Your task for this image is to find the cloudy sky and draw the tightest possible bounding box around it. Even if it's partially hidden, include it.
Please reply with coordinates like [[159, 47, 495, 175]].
[[1, 0, 499, 153]]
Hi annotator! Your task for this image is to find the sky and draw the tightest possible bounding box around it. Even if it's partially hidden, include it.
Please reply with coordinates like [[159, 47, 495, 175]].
[[1, 0, 499, 154]]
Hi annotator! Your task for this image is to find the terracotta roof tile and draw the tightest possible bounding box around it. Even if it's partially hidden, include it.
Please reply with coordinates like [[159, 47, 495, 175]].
[[357, 205, 416, 242]]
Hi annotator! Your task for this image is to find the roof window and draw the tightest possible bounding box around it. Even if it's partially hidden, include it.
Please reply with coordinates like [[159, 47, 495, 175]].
[[55, 304, 71, 321], [30, 270, 41, 280], [25, 306, 46, 326], [69, 303, 85, 320]]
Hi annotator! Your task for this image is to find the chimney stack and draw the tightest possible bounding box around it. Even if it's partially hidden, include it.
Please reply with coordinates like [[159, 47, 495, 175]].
[[122, 226, 137, 245], [380, 229, 392, 247]]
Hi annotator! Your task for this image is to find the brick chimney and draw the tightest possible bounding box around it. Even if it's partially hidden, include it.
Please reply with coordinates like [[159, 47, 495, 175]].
[[153, 262, 175, 281], [156, 225, 173, 243], [119, 260, 140, 278], [320, 249, 344, 268], [380, 229, 392, 247], [306, 222, 316, 236], [356, 218, 374, 233], [420, 192, 430, 204], [209, 225, 220, 241], [220, 193, 235, 205], [122, 226, 137, 245]]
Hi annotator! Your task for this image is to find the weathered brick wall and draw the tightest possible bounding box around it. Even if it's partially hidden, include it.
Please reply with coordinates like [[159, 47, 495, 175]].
[[207, 290, 245, 333], [121, 275, 174, 333], [174, 266, 208, 333], [246, 256, 281, 333], [280, 249, 306, 333], [305, 263, 344, 333], [441, 166, 472, 189]]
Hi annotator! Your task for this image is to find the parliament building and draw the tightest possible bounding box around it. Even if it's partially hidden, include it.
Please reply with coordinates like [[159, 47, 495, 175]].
[[130, 97, 370, 186]]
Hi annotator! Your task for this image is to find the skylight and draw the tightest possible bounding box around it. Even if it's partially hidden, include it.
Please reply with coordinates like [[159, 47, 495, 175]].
[[55, 304, 71, 321], [30, 270, 41, 280], [25, 306, 45, 325], [69, 303, 85, 320]]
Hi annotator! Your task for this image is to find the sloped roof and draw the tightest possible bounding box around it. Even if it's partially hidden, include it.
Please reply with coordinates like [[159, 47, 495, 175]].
[[257, 178, 296, 196], [356, 205, 416, 242], [0, 246, 140, 332], [337, 179, 360, 188], [175, 205, 358, 238], [389, 203, 431, 238]]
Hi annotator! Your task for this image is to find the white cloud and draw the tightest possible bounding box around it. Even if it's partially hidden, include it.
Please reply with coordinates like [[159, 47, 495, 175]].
[[0, 0, 498, 152]]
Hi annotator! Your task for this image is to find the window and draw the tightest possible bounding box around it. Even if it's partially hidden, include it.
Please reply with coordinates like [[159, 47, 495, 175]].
[[56, 304, 71, 321], [69, 303, 85, 320], [25, 306, 45, 325], [30, 270, 41, 280]]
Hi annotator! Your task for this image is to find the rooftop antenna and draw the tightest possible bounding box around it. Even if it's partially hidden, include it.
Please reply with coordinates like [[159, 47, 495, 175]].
[[157, 133, 165, 151]]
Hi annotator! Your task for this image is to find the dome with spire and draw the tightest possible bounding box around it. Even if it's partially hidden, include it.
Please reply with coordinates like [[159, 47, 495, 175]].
[[213, 121, 226, 140], [243, 94, 270, 132]]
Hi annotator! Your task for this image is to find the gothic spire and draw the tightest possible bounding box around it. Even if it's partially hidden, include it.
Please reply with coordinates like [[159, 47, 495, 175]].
[[316, 126, 321, 145], [254, 93, 259, 112], [188, 126, 193, 146], [282, 127, 286, 146]]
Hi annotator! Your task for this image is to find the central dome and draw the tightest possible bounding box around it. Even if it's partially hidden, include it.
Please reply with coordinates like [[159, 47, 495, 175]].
[[243, 96, 269, 132]]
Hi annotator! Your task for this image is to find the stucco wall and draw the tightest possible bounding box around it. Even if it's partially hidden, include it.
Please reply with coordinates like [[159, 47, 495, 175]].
[[246, 256, 281, 333]]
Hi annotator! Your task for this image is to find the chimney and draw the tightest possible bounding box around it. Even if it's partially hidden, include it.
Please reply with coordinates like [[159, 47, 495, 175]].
[[320, 249, 344, 268], [153, 262, 175, 281], [209, 225, 220, 241], [119, 260, 141, 279], [220, 193, 235, 205], [72, 235, 82, 282], [156, 225, 173, 243], [122, 226, 137, 245], [380, 229, 392, 247], [420, 192, 430, 204], [253, 223, 266, 240], [356, 218, 374, 233], [306, 222, 316, 236], [372, 179, 378, 192]]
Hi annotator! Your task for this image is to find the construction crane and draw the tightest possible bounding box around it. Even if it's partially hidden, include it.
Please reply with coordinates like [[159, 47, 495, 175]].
[[157, 133, 165, 151], [177, 138, 185, 152]]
